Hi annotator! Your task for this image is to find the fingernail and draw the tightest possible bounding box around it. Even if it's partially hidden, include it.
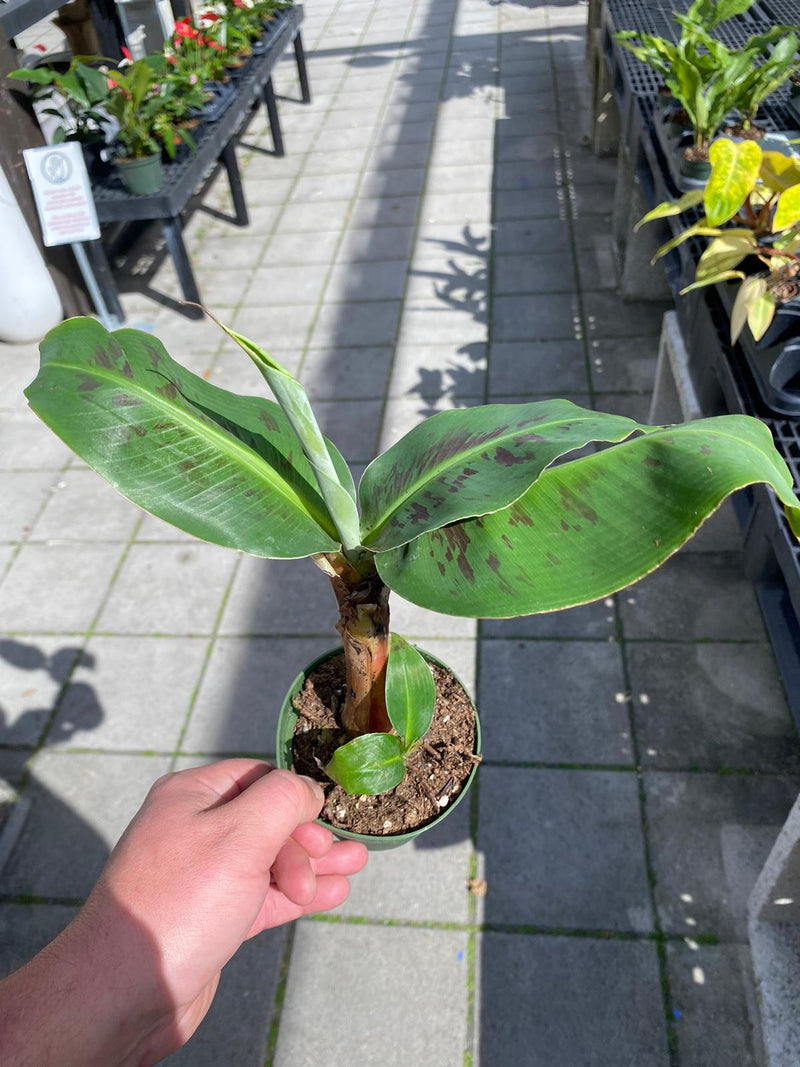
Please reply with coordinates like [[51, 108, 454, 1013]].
[[299, 774, 325, 801]]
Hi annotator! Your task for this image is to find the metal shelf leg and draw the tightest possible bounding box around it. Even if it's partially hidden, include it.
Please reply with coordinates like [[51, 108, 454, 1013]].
[[220, 139, 248, 226], [263, 77, 285, 157], [161, 216, 203, 316], [294, 32, 311, 103]]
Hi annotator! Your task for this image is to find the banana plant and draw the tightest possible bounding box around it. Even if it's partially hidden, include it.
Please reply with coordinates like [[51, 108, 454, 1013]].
[[638, 139, 800, 342], [25, 317, 800, 794]]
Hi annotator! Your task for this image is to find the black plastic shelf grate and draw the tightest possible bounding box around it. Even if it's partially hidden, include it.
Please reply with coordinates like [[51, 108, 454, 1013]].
[[754, 0, 800, 25]]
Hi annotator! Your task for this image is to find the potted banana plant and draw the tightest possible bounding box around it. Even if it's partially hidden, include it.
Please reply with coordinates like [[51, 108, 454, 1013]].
[[24, 316, 800, 847]]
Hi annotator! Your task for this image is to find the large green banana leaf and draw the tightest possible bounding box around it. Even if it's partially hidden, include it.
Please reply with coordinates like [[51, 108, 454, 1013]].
[[359, 402, 641, 552], [25, 319, 343, 557], [375, 417, 800, 617]]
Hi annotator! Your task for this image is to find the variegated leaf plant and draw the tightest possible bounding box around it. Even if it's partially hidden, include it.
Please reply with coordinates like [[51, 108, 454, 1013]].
[[25, 316, 800, 793], [637, 138, 800, 343]]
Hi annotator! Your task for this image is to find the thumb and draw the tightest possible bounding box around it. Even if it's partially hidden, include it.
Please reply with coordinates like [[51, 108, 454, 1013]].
[[219, 769, 326, 858]]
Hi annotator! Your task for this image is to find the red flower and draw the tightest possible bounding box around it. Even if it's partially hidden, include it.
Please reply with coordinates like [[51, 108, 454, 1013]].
[[201, 11, 219, 20], [233, 0, 247, 9], [174, 18, 198, 38], [121, 45, 132, 60], [166, 54, 178, 65]]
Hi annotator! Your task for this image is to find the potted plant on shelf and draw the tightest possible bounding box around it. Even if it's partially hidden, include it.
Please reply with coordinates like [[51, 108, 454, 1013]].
[[638, 138, 800, 411], [616, 0, 792, 186], [24, 316, 800, 847], [7, 57, 112, 176], [104, 57, 189, 194]]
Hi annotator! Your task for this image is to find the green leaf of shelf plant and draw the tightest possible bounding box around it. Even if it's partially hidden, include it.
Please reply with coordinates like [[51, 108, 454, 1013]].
[[705, 139, 762, 227], [774, 186, 800, 232], [24, 318, 342, 557], [747, 290, 776, 342], [325, 733, 406, 796], [695, 230, 756, 279], [731, 275, 767, 342], [385, 634, 435, 750], [634, 189, 705, 232], [375, 417, 800, 617]]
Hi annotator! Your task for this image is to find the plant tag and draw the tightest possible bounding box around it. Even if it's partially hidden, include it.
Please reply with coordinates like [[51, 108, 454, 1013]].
[[23, 142, 100, 247]]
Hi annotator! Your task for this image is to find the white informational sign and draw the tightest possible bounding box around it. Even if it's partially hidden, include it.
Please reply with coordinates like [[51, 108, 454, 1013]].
[[23, 142, 101, 247]]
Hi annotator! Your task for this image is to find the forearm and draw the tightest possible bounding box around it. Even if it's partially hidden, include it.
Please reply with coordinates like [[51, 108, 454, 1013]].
[[0, 904, 168, 1067]]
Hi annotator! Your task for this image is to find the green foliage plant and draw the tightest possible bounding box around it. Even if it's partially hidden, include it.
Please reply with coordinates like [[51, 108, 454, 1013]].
[[638, 138, 800, 341], [24, 316, 800, 796], [7, 57, 111, 145], [104, 57, 188, 160], [616, 0, 795, 161], [732, 30, 800, 132]]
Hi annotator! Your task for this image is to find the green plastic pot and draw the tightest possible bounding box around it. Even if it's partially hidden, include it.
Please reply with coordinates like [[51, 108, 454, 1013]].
[[679, 155, 711, 182], [115, 153, 163, 196], [276, 646, 481, 851]]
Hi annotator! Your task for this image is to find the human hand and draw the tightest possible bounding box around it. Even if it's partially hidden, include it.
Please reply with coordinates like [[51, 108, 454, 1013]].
[[0, 760, 367, 1067]]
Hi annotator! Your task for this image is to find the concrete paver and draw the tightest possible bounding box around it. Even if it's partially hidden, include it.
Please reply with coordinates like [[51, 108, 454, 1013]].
[[476, 933, 669, 1066], [0, 0, 798, 1064]]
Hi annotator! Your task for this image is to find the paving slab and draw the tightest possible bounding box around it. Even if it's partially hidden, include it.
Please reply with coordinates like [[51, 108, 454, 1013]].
[[481, 598, 616, 640], [97, 543, 238, 635], [274, 923, 469, 1067], [586, 335, 661, 391], [310, 299, 401, 347], [30, 469, 141, 542], [666, 942, 762, 1067], [644, 771, 799, 940], [629, 641, 800, 773], [618, 553, 767, 641], [299, 345, 394, 399], [0, 752, 171, 898], [475, 933, 669, 1067], [477, 766, 652, 931], [0, 409, 74, 471], [0, 636, 83, 745], [389, 341, 487, 399], [492, 250, 574, 294], [0, 542, 123, 633], [49, 636, 207, 751], [0, 902, 79, 974], [182, 635, 335, 754], [488, 339, 587, 393], [338, 797, 473, 923], [325, 259, 409, 302], [0, 472, 57, 541], [166, 926, 289, 1067], [219, 554, 339, 637], [478, 638, 632, 764]]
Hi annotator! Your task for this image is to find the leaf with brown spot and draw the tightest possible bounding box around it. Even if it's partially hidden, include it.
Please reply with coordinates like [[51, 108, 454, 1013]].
[[360, 401, 643, 551], [375, 417, 800, 616], [25, 318, 350, 558]]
